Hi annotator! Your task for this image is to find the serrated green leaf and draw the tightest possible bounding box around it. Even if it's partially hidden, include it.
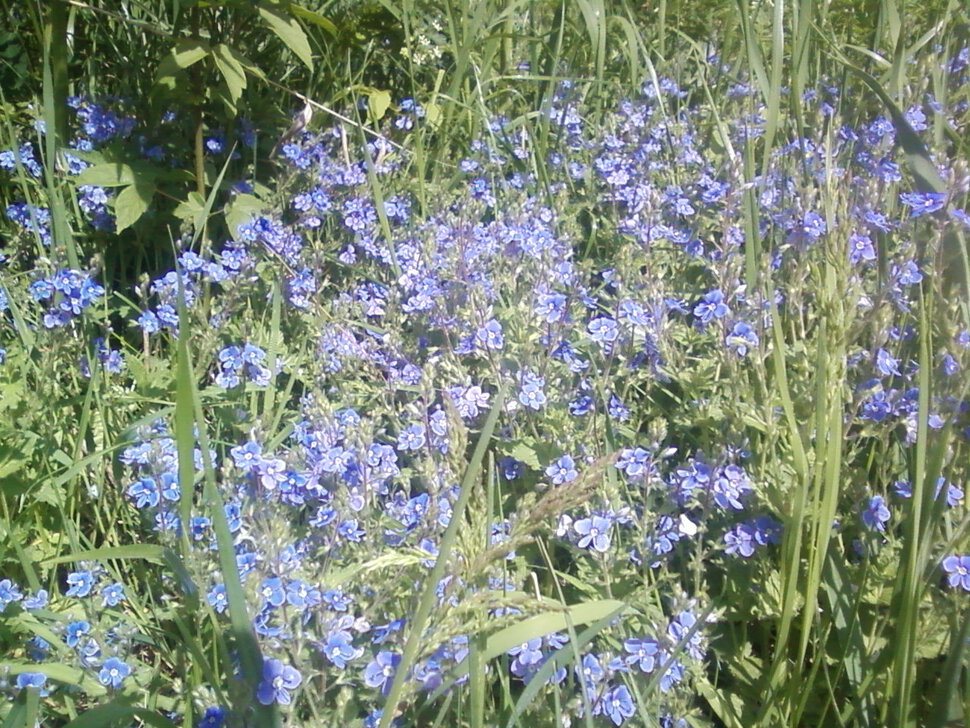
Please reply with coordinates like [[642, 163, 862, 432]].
[[114, 179, 155, 232], [257, 2, 313, 70], [508, 441, 540, 470], [173, 191, 207, 227]]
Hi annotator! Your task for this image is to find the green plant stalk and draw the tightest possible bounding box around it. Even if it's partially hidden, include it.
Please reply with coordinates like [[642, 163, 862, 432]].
[[888, 285, 933, 728], [378, 383, 508, 728], [41, 2, 79, 270]]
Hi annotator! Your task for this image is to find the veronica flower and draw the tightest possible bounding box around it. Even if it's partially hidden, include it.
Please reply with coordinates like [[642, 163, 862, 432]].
[[15, 672, 47, 693], [599, 684, 636, 726], [574, 515, 612, 552], [942, 555, 970, 591], [257, 658, 302, 705], [545, 455, 577, 485], [861, 495, 891, 532], [364, 651, 400, 695], [624, 637, 660, 673], [693, 289, 729, 326], [66, 569, 97, 598], [899, 191, 946, 217], [99, 657, 132, 689]]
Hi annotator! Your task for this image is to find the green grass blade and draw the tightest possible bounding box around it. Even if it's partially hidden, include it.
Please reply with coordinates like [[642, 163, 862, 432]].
[[379, 383, 508, 728]]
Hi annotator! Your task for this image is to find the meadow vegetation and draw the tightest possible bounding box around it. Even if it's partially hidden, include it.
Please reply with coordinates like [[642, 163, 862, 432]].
[[0, 1, 967, 727]]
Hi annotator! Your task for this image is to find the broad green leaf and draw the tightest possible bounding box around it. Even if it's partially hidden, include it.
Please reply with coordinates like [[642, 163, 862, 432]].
[[76, 162, 138, 187], [212, 43, 247, 110], [154, 39, 211, 90], [114, 178, 155, 232], [220, 44, 266, 82], [368, 88, 391, 122], [173, 191, 207, 227], [507, 441, 540, 470], [225, 193, 265, 239], [257, 1, 313, 70], [170, 39, 211, 70]]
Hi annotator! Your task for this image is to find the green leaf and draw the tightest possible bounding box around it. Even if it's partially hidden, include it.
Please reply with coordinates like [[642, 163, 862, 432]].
[[76, 162, 138, 187], [2, 662, 107, 697], [61, 702, 176, 728], [507, 441, 541, 470], [482, 600, 631, 663], [114, 178, 155, 232], [154, 39, 211, 91], [211, 43, 247, 111], [287, 2, 337, 35], [42, 544, 169, 566], [0, 431, 36, 488], [173, 191, 207, 227], [225, 193, 265, 239], [257, 1, 313, 70], [368, 88, 391, 123], [170, 39, 211, 70]]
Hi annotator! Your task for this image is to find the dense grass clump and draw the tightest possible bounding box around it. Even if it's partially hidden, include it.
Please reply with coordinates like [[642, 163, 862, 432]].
[[0, 2, 968, 727]]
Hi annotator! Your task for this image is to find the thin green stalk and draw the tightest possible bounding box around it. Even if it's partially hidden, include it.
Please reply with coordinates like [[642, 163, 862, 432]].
[[378, 383, 508, 728]]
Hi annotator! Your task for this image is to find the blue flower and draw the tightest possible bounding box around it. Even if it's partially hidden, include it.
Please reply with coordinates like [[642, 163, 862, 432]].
[[726, 322, 759, 356], [517, 371, 547, 411], [256, 658, 302, 705], [534, 292, 567, 322], [321, 629, 360, 669], [198, 707, 227, 728], [98, 657, 132, 689], [574, 515, 612, 552], [875, 348, 902, 377], [23, 589, 47, 610], [101, 582, 126, 607], [607, 393, 630, 422], [942, 555, 970, 591], [65, 569, 97, 598], [260, 578, 286, 608], [600, 684, 635, 726], [849, 232, 876, 264], [588, 316, 619, 345], [0, 578, 23, 611], [15, 672, 47, 693], [545, 455, 577, 485], [899, 191, 946, 217], [711, 464, 751, 510], [693, 289, 729, 326], [364, 651, 401, 695], [207, 583, 228, 614], [724, 523, 757, 557], [397, 423, 426, 451], [475, 319, 504, 351], [616, 447, 652, 479], [624, 637, 660, 673], [861, 495, 891, 532]]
